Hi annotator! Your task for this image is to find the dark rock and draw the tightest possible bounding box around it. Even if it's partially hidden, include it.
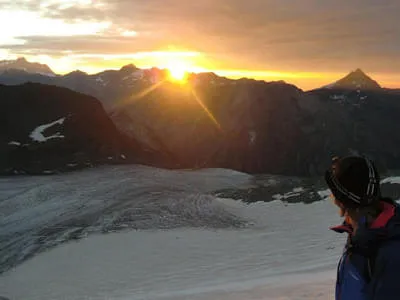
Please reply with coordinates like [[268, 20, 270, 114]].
[[0, 83, 154, 175]]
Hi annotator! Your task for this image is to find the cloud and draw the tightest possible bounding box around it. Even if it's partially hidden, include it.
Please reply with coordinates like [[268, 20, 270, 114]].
[[2, 0, 400, 84]]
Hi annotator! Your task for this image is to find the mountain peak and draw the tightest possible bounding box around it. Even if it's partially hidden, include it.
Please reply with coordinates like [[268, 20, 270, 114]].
[[65, 70, 88, 77], [120, 64, 137, 72], [326, 68, 381, 90], [0, 57, 55, 76], [353, 68, 365, 74]]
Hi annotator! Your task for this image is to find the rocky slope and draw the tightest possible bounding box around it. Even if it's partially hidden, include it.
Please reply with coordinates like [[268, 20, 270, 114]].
[[0, 83, 155, 175]]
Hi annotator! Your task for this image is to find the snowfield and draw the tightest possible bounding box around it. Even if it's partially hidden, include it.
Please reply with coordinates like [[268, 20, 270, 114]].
[[0, 165, 365, 300]]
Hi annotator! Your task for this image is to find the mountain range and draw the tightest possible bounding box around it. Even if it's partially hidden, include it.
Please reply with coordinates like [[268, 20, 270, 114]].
[[1, 57, 400, 176], [0, 57, 55, 77]]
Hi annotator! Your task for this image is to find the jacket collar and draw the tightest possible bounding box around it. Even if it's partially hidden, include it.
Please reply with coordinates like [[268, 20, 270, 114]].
[[330, 201, 396, 234], [370, 201, 396, 228]]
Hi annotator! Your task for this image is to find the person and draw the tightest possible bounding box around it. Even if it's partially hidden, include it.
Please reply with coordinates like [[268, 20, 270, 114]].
[[325, 155, 400, 300]]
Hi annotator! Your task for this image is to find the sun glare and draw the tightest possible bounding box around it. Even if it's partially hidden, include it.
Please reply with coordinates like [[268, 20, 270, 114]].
[[166, 60, 189, 83], [169, 67, 187, 81]]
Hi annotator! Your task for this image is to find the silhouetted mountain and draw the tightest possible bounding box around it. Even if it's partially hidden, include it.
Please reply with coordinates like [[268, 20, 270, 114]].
[[111, 79, 313, 174], [305, 86, 400, 172], [2, 63, 400, 176], [324, 69, 381, 90], [0, 57, 55, 76], [0, 83, 156, 175]]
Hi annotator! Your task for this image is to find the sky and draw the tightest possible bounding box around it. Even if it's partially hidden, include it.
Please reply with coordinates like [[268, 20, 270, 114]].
[[1, 0, 400, 90]]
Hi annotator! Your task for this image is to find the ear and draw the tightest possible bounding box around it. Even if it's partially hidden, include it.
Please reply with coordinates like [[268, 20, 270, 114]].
[[335, 200, 346, 217], [332, 197, 346, 217], [340, 206, 346, 217]]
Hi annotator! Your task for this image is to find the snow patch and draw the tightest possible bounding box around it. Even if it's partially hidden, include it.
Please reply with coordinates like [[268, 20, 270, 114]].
[[120, 154, 126, 160], [67, 163, 78, 167], [38, 72, 55, 77], [95, 76, 106, 86], [133, 70, 144, 80], [29, 117, 66, 142], [122, 75, 132, 81], [330, 94, 346, 100], [381, 177, 400, 184], [8, 141, 21, 146], [317, 189, 331, 199], [122, 71, 143, 82], [272, 187, 305, 201]]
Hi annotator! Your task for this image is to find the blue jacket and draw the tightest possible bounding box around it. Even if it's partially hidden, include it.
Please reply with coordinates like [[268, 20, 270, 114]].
[[332, 200, 400, 300]]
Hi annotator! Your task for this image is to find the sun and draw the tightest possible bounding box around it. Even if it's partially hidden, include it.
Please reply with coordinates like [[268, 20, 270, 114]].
[[169, 67, 187, 81], [166, 60, 189, 83]]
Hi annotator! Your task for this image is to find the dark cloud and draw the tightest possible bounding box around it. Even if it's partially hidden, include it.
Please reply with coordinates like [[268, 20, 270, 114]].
[[3, 0, 400, 74], [5, 35, 164, 54]]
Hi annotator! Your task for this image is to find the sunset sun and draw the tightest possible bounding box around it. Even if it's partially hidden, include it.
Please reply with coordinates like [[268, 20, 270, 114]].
[[169, 67, 187, 81], [166, 60, 189, 83]]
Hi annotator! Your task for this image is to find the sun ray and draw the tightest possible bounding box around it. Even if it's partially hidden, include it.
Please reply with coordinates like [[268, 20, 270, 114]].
[[133, 80, 165, 99], [116, 80, 165, 108], [190, 89, 222, 131]]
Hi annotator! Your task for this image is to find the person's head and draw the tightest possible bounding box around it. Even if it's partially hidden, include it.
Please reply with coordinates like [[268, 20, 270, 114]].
[[325, 156, 382, 228]]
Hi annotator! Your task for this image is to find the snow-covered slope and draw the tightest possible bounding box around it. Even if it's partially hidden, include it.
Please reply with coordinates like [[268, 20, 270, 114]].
[[0, 165, 350, 300], [0, 221, 337, 300], [1, 166, 399, 299]]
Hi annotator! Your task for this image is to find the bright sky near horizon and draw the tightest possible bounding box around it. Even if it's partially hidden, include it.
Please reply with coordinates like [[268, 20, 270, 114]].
[[1, 0, 400, 90]]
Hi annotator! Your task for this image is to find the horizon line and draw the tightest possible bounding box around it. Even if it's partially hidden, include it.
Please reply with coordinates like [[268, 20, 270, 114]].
[[1, 56, 400, 90]]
